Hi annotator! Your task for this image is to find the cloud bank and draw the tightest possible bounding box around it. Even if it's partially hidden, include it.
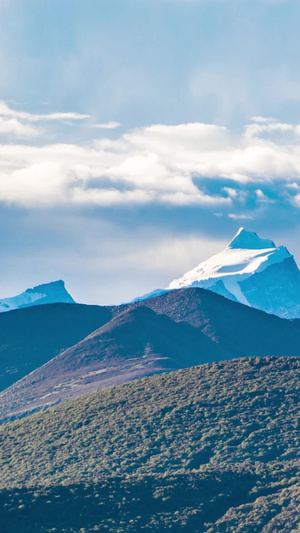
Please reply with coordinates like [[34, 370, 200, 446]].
[[0, 104, 299, 214]]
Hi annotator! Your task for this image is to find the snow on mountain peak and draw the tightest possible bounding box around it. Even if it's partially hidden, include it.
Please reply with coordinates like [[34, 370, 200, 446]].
[[166, 228, 300, 318], [227, 227, 276, 250]]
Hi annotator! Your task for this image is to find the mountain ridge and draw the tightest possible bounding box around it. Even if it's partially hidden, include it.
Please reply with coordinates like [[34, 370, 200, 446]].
[[0, 304, 229, 422], [2, 286, 300, 422]]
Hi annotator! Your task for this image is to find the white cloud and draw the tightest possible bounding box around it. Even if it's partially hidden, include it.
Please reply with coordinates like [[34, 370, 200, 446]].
[[91, 121, 121, 129], [244, 121, 295, 141], [0, 117, 39, 137], [251, 116, 277, 124], [0, 113, 300, 208], [0, 101, 92, 139], [0, 101, 89, 122], [222, 187, 238, 198], [228, 213, 254, 220], [292, 194, 300, 207], [123, 235, 227, 276], [255, 189, 275, 203], [286, 182, 300, 190]]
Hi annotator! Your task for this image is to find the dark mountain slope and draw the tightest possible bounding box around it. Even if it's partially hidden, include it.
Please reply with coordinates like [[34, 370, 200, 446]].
[[0, 306, 228, 422], [137, 287, 300, 356], [0, 471, 256, 533], [0, 302, 112, 391], [0, 357, 298, 532]]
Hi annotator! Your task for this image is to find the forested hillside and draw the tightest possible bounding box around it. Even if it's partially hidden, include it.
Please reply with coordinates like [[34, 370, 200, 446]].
[[0, 356, 298, 532]]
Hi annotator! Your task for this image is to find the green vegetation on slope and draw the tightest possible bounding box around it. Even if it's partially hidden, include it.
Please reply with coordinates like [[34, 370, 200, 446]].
[[0, 356, 298, 532], [0, 356, 298, 485]]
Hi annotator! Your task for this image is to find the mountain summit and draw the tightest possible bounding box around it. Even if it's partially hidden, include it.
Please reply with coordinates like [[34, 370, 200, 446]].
[[0, 280, 75, 313], [168, 228, 300, 318], [227, 227, 276, 250]]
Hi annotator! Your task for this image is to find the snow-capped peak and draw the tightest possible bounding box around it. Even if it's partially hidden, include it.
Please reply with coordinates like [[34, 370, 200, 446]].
[[168, 230, 290, 292], [167, 229, 300, 318], [227, 227, 276, 250]]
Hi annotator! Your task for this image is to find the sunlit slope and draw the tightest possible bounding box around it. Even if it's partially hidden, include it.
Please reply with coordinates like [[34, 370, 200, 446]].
[[0, 356, 298, 487]]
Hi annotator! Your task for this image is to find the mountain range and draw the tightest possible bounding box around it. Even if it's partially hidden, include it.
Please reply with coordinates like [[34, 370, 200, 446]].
[[3, 228, 300, 321], [0, 227, 299, 531], [0, 228, 300, 422], [1, 284, 300, 422]]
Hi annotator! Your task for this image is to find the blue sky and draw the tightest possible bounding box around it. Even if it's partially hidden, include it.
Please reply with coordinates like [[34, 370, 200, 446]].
[[2, 0, 300, 128], [1, 0, 300, 304]]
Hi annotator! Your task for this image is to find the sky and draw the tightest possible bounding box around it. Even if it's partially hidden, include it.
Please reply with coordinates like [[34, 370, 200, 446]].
[[1, 0, 300, 304]]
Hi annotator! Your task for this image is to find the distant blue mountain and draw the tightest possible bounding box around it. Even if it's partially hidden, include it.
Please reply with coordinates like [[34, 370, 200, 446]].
[[131, 288, 168, 303], [0, 280, 75, 313]]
